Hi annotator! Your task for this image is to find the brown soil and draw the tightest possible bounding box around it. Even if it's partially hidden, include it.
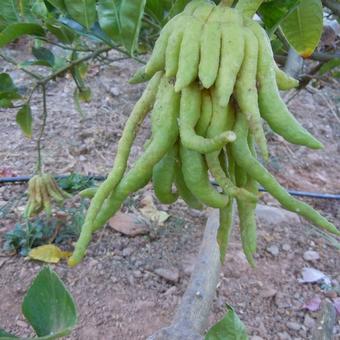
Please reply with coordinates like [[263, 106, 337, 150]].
[[0, 44, 339, 340]]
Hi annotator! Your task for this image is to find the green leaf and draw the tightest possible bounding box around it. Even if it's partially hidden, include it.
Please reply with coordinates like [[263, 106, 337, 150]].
[[17, 0, 34, 19], [169, 0, 191, 18], [0, 0, 20, 23], [280, 0, 323, 57], [0, 98, 14, 108], [22, 266, 77, 339], [205, 306, 248, 340], [0, 72, 18, 93], [32, 46, 55, 66], [0, 73, 21, 100], [235, 0, 264, 18], [0, 328, 18, 338], [146, 0, 172, 24], [319, 58, 340, 75], [0, 0, 35, 23], [16, 104, 33, 138], [73, 88, 86, 117], [64, 0, 97, 30], [46, 21, 75, 44], [19, 59, 53, 68], [0, 23, 45, 47], [97, 0, 121, 41], [258, 0, 301, 35], [119, 0, 147, 55], [46, 0, 67, 13], [32, 0, 49, 19]]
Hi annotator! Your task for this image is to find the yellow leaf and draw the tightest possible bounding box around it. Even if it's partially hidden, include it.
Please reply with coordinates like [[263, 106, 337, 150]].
[[28, 244, 72, 264], [139, 194, 170, 226]]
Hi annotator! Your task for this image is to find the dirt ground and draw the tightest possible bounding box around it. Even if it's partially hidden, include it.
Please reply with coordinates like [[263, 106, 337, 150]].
[[0, 43, 339, 340]]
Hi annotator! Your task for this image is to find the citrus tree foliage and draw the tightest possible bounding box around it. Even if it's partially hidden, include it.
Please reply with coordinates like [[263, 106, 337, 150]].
[[0, 0, 331, 138]]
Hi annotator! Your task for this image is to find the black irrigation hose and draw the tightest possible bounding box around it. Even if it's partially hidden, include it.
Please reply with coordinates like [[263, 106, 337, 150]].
[[1, 175, 340, 200]]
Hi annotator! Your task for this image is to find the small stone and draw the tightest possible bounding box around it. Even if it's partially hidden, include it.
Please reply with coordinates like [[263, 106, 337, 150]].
[[266, 244, 280, 257], [275, 292, 291, 309], [286, 321, 301, 331], [250, 336, 264, 340], [16, 320, 27, 328], [79, 155, 86, 161], [110, 87, 120, 96], [133, 270, 142, 278], [278, 331, 292, 340], [127, 274, 135, 285], [324, 290, 337, 299], [303, 314, 315, 329], [122, 247, 134, 257], [303, 250, 320, 262], [154, 267, 179, 283], [261, 287, 277, 298], [256, 204, 300, 225], [88, 258, 98, 268], [164, 286, 177, 296], [282, 244, 291, 251], [109, 212, 149, 236]]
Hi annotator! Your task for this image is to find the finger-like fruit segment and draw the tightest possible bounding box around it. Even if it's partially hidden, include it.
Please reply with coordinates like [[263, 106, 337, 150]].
[[199, 22, 221, 88], [275, 65, 299, 90], [248, 20, 323, 149], [235, 28, 268, 160], [175, 18, 203, 92]]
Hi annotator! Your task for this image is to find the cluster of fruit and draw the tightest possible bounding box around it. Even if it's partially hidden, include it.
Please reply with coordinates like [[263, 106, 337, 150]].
[[68, 0, 338, 267], [25, 174, 70, 218]]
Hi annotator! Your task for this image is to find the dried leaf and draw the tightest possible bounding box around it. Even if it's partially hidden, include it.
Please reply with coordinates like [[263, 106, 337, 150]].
[[302, 296, 322, 312], [28, 244, 72, 263], [139, 194, 169, 226]]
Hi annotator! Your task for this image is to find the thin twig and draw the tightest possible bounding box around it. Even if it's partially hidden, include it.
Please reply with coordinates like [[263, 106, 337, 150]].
[[35, 85, 48, 174], [0, 52, 42, 80], [275, 51, 340, 64], [37, 46, 112, 85], [37, 37, 94, 52]]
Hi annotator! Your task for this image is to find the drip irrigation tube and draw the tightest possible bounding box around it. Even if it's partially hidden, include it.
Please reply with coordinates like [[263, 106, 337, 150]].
[[0, 175, 339, 200]]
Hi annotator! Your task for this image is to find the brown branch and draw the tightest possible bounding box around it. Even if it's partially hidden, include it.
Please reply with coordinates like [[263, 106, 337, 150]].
[[322, 0, 340, 17], [275, 51, 340, 65], [148, 209, 222, 340], [38, 46, 112, 85]]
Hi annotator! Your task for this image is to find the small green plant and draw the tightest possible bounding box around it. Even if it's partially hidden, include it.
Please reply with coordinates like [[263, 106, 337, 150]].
[[55, 199, 88, 243], [0, 267, 77, 339], [56, 173, 96, 193], [3, 219, 54, 256], [3, 198, 88, 255]]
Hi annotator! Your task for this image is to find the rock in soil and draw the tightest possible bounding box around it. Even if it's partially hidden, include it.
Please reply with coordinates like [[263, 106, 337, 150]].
[[303, 250, 320, 262], [266, 244, 280, 257], [109, 212, 149, 236], [154, 267, 180, 283], [286, 321, 301, 331], [256, 204, 300, 225]]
